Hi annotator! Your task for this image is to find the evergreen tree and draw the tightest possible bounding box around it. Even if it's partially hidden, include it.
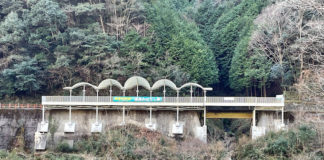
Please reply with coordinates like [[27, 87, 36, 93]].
[[145, 0, 219, 85], [0, 58, 45, 97], [210, 0, 269, 88]]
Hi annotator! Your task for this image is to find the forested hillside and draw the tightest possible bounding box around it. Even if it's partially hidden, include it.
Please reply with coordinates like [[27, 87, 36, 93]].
[[0, 0, 323, 102]]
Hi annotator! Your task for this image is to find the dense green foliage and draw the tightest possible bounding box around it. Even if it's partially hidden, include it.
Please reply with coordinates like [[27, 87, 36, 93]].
[[0, 0, 322, 100], [0, 0, 219, 99], [195, 0, 271, 95], [233, 125, 323, 160]]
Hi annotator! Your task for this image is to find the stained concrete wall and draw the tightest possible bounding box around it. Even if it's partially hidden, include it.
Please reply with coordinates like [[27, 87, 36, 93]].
[[0, 110, 41, 151], [45, 109, 204, 147], [257, 111, 284, 131], [252, 111, 286, 139]]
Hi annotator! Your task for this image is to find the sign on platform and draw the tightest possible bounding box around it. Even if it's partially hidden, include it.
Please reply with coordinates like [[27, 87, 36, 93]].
[[113, 96, 163, 102]]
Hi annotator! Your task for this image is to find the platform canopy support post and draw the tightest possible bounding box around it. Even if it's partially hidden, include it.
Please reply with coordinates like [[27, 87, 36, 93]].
[[121, 89, 126, 125], [136, 81, 139, 97], [109, 85, 112, 102], [82, 85, 86, 102], [190, 85, 193, 103], [150, 91, 152, 124], [163, 84, 166, 102]]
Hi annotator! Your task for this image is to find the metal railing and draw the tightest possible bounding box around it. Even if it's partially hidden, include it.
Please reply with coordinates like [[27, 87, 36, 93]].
[[42, 96, 283, 105], [0, 103, 42, 109]]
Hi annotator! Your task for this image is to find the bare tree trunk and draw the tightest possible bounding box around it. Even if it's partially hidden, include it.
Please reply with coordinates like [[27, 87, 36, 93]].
[[99, 15, 106, 33], [113, 0, 118, 40]]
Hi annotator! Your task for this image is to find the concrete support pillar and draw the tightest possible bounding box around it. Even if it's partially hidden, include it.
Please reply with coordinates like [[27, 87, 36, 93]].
[[149, 107, 152, 124], [69, 106, 72, 123], [203, 90, 207, 127], [69, 89, 72, 124], [176, 90, 179, 125], [95, 106, 99, 123], [64, 89, 75, 133], [96, 90, 99, 124], [42, 105, 45, 123], [253, 109, 256, 127], [281, 106, 284, 125], [38, 105, 49, 133], [176, 106, 179, 124], [203, 106, 206, 127], [172, 90, 183, 135], [122, 106, 125, 125], [91, 89, 102, 133]]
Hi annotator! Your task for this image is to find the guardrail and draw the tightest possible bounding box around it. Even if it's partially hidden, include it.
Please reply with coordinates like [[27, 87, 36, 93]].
[[41, 96, 284, 106], [0, 103, 42, 109]]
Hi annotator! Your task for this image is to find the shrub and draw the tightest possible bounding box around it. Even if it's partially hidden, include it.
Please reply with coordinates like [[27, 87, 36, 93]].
[[56, 142, 74, 153], [233, 124, 320, 160], [297, 125, 316, 150], [43, 153, 84, 160], [265, 136, 289, 157], [0, 150, 8, 158]]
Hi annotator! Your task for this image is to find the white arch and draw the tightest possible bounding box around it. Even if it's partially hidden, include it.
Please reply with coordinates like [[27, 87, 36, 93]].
[[63, 82, 98, 90], [123, 76, 151, 90], [151, 79, 178, 91], [179, 82, 205, 91], [97, 79, 123, 90]]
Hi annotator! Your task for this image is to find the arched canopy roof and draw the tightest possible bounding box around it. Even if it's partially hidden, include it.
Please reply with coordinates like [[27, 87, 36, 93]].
[[124, 76, 151, 90], [63, 82, 98, 90], [63, 77, 213, 92], [97, 79, 123, 90], [179, 83, 205, 91], [151, 79, 178, 91]]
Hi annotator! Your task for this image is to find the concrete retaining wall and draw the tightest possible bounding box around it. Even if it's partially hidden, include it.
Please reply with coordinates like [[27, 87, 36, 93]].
[[0, 110, 41, 151], [44, 109, 204, 147]]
